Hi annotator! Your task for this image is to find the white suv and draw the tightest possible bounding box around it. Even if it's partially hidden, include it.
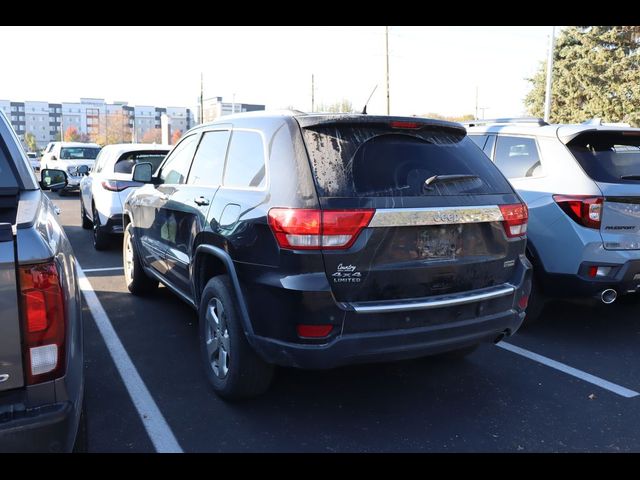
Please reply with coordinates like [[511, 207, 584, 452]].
[[41, 142, 101, 195], [79, 143, 169, 250]]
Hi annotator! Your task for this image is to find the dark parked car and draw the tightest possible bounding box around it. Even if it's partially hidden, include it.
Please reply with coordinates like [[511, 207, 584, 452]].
[[0, 111, 84, 452], [123, 111, 532, 399]]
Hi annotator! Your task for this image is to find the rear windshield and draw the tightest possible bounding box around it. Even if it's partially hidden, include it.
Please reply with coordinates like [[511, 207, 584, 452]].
[[301, 125, 512, 197], [567, 132, 640, 183], [60, 147, 100, 160], [114, 151, 168, 174]]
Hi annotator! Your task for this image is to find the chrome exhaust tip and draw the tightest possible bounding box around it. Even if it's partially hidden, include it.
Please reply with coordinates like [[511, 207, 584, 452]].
[[601, 289, 617, 304]]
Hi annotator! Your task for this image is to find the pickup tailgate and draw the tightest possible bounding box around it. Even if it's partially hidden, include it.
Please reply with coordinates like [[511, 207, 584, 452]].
[[0, 220, 23, 392]]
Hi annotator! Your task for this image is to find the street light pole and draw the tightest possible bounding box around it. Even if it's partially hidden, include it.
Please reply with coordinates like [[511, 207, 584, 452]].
[[543, 26, 556, 123]]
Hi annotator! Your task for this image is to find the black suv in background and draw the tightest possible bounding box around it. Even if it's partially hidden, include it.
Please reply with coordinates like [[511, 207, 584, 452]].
[[123, 112, 532, 399]]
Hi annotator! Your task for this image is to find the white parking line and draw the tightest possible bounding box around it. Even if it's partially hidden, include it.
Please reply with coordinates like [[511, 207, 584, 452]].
[[497, 341, 639, 399], [76, 262, 184, 453], [82, 266, 124, 273]]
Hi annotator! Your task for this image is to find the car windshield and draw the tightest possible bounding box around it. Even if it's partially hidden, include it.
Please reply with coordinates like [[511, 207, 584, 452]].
[[60, 147, 100, 160]]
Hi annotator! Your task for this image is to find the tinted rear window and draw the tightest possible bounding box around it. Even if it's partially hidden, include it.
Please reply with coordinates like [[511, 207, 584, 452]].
[[114, 151, 168, 174], [568, 132, 640, 183], [301, 125, 512, 197]]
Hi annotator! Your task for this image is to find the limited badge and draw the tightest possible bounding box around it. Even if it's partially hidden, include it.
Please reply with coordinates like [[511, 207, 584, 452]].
[[332, 263, 362, 283]]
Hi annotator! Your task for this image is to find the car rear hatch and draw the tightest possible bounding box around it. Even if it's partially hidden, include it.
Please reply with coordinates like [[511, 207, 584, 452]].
[[0, 187, 24, 392], [565, 130, 640, 250], [296, 116, 526, 312]]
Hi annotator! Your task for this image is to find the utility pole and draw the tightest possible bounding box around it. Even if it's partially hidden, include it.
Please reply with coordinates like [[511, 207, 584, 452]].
[[479, 107, 489, 119], [475, 86, 479, 120], [311, 74, 315, 112], [543, 26, 556, 123], [384, 26, 390, 115], [199, 72, 204, 124]]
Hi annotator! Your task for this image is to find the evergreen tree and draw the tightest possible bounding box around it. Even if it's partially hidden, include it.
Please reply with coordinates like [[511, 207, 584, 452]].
[[525, 26, 640, 126]]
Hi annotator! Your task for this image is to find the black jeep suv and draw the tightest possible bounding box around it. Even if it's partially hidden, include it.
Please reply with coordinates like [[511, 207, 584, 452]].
[[122, 111, 532, 399]]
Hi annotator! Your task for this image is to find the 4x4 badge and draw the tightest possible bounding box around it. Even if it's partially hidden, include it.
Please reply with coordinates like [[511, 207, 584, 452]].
[[332, 264, 362, 283]]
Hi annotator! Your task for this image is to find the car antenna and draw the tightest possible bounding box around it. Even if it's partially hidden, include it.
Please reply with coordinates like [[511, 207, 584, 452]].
[[361, 84, 378, 114]]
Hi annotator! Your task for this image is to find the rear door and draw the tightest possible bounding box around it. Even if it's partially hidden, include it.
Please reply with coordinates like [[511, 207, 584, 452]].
[[298, 118, 523, 304], [566, 131, 640, 250]]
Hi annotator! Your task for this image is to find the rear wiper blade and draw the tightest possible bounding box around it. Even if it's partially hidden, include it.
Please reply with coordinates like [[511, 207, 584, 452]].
[[620, 175, 640, 180], [424, 174, 479, 187]]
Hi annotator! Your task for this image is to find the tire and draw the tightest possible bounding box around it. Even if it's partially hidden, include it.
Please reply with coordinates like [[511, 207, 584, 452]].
[[522, 275, 546, 326], [123, 223, 158, 295], [80, 198, 92, 229], [72, 403, 88, 453], [199, 275, 274, 400], [92, 205, 111, 251]]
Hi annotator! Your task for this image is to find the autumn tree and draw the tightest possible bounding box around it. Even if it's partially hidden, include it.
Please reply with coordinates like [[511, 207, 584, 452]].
[[24, 132, 37, 152], [171, 129, 182, 145], [141, 128, 162, 144], [316, 99, 355, 113], [64, 126, 81, 142], [525, 26, 640, 126]]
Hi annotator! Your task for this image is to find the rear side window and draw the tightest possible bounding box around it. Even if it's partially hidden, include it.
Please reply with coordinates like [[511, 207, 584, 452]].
[[567, 132, 640, 183], [188, 130, 230, 186], [301, 125, 512, 197], [60, 147, 101, 160], [114, 151, 168, 174], [494, 136, 542, 178], [223, 130, 266, 189]]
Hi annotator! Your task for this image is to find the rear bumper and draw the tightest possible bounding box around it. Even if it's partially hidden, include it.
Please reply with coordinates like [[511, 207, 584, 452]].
[[539, 259, 640, 297], [103, 214, 124, 234], [245, 254, 531, 369], [0, 401, 76, 452], [252, 309, 525, 369]]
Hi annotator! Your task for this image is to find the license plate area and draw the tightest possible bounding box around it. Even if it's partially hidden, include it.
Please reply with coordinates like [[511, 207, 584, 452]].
[[416, 225, 463, 260]]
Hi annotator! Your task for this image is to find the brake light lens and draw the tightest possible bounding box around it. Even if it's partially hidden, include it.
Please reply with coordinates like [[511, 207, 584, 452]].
[[297, 324, 334, 338], [499, 203, 528, 238], [390, 121, 422, 129], [268, 208, 374, 250], [101, 180, 140, 192], [552, 195, 603, 229], [19, 261, 65, 385]]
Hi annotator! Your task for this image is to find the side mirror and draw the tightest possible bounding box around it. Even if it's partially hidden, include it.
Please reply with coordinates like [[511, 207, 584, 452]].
[[50, 155, 57, 161], [40, 169, 68, 191], [77, 165, 90, 176], [132, 162, 153, 183]]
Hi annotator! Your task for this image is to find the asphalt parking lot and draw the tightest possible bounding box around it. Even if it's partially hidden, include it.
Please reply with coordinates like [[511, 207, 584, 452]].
[[52, 193, 640, 452]]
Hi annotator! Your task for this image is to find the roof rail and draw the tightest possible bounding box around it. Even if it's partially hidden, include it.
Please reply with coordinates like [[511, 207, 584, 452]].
[[582, 118, 631, 127], [462, 117, 549, 127]]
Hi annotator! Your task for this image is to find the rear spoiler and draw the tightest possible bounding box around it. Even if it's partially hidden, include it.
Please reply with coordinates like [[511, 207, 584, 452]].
[[557, 126, 640, 144], [295, 114, 466, 135]]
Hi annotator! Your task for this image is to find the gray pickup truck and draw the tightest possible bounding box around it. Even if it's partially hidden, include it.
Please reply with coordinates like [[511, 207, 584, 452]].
[[0, 110, 84, 452]]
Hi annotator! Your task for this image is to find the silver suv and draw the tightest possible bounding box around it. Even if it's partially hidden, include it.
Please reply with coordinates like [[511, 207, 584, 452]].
[[467, 118, 640, 320]]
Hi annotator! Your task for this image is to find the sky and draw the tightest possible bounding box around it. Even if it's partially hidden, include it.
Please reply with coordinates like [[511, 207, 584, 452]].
[[0, 26, 556, 118]]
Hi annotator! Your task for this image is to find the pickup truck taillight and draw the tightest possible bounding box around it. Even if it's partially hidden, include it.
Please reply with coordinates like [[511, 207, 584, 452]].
[[19, 260, 65, 385]]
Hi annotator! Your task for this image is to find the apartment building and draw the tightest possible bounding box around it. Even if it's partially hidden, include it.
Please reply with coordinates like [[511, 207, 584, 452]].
[[0, 98, 196, 150], [200, 96, 265, 123]]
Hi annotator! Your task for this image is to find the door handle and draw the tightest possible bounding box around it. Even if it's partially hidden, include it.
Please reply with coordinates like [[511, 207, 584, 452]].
[[194, 196, 210, 206]]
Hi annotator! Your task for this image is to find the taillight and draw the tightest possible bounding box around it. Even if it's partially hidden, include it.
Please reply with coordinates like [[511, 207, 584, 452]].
[[19, 261, 65, 385], [267, 208, 374, 250], [552, 195, 603, 229], [499, 203, 528, 238], [101, 180, 140, 192]]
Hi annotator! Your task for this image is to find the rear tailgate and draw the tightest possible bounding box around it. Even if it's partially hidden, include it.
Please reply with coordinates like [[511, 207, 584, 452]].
[[566, 131, 640, 250], [0, 192, 23, 392], [298, 116, 525, 305]]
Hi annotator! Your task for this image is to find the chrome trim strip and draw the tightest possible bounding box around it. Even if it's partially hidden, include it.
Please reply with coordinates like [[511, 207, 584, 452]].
[[368, 205, 504, 228], [349, 284, 515, 313]]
